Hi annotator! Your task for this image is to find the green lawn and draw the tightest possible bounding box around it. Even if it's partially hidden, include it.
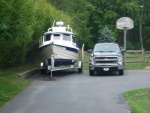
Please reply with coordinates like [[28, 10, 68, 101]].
[[0, 68, 31, 107], [0, 59, 40, 107], [125, 63, 145, 70], [124, 88, 150, 113]]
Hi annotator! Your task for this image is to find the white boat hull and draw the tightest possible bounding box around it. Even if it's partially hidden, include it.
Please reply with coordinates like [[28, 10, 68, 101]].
[[40, 44, 79, 65]]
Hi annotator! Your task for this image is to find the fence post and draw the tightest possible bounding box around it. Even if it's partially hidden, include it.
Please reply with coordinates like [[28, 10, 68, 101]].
[[142, 49, 145, 64]]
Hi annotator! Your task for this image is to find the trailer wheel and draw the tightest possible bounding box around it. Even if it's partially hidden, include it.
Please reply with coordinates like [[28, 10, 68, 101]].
[[40, 69, 46, 74], [43, 59, 49, 73], [78, 62, 83, 73]]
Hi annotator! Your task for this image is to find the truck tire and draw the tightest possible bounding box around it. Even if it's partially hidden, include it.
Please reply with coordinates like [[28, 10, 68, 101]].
[[89, 70, 94, 76], [119, 70, 124, 75]]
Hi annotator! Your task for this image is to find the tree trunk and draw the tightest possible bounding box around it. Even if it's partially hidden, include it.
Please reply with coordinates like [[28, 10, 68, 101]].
[[139, 9, 145, 64]]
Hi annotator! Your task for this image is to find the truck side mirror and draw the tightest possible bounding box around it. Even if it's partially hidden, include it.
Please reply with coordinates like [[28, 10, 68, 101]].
[[121, 49, 126, 53]]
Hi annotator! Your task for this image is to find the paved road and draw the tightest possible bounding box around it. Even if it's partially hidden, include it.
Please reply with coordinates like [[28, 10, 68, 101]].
[[1, 70, 150, 113]]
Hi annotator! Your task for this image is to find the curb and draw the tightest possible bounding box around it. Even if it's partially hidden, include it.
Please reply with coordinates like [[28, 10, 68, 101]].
[[17, 68, 40, 78]]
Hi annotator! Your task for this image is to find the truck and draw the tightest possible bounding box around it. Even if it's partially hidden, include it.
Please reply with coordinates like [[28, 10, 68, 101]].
[[88, 43, 124, 76]]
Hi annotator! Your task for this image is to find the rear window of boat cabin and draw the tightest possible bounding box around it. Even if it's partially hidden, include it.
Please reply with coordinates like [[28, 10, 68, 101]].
[[53, 34, 60, 40]]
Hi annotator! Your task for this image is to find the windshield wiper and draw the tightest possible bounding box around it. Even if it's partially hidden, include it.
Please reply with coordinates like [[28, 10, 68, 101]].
[[94, 51, 104, 52], [106, 51, 119, 53]]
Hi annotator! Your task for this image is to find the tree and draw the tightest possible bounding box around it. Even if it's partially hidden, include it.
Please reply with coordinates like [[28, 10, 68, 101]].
[[98, 25, 116, 43], [0, 0, 72, 68]]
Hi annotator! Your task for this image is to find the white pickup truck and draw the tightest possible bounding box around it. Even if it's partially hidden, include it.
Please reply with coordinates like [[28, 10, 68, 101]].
[[89, 43, 124, 76]]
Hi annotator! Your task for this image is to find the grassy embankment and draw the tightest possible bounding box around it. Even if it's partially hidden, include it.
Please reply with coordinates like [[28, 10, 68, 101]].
[[0, 68, 31, 107], [0, 56, 41, 107]]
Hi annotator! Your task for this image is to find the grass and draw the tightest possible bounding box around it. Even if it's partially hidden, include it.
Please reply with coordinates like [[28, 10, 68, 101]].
[[124, 88, 150, 113], [125, 63, 145, 70], [0, 55, 41, 107], [0, 68, 31, 107], [125, 53, 150, 70]]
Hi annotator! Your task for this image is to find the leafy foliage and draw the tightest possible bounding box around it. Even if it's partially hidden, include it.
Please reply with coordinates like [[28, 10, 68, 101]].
[[0, 0, 72, 68]]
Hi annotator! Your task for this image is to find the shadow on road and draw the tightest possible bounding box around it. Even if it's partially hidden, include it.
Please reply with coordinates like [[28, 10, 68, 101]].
[[92, 71, 121, 77], [28, 70, 123, 82], [27, 70, 79, 81]]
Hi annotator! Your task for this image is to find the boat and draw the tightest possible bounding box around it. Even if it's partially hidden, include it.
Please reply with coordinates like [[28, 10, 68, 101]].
[[39, 20, 79, 66]]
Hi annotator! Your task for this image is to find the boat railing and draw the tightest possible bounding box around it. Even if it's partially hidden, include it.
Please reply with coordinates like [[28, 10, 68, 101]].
[[47, 22, 73, 33], [48, 28, 52, 32], [66, 25, 72, 32]]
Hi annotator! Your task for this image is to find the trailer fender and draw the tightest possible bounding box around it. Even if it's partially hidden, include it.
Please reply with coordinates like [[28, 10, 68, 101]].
[[78, 61, 82, 68]]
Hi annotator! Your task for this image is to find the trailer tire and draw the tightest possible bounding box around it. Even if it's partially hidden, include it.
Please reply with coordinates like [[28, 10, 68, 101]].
[[43, 59, 49, 73], [40, 69, 46, 74]]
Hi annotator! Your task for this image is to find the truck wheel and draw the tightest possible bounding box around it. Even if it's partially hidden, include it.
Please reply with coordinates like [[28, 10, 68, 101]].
[[78, 62, 83, 73], [89, 70, 94, 76], [119, 70, 124, 75]]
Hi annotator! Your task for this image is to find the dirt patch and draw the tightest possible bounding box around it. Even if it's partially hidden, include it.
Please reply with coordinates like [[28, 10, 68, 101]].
[[145, 66, 150, 70]]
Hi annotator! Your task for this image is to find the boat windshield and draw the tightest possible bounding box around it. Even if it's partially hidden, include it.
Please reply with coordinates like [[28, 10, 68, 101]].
[[63, 34, 71, 41], [53, 34, 60, 40], [94, 44, 120, 53]]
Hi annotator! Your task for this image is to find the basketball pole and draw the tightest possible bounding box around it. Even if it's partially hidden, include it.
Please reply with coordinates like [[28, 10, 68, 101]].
[[124, 27, 127, 66]]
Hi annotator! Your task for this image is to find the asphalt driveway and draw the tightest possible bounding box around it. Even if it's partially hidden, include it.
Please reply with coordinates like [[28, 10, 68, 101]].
[[0, 70, 150, 113]]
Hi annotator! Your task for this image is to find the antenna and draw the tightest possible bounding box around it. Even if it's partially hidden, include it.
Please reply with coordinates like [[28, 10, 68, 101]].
[[52, 20, 55, 27]]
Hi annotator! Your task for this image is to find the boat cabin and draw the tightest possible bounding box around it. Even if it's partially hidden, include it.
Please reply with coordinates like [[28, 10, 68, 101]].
[[39, 21, 78, 48]]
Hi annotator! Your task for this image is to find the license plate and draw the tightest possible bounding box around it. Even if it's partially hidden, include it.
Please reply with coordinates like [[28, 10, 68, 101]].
[[103, 68, 109, 71]]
